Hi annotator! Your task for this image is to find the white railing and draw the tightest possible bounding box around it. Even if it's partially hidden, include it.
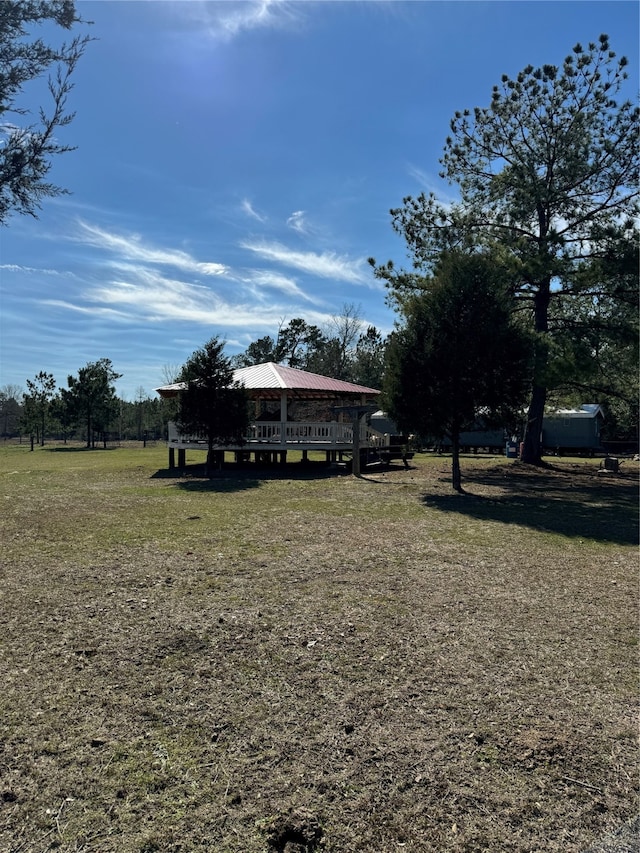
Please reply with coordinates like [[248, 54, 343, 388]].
[[168, 422, 207, 444], [252, 421, 352, 444], [168, 420, 388, 448]]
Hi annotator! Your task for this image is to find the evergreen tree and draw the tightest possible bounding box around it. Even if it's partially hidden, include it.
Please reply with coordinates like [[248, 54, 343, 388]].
[[352, 326, 387, 389], [232, 307, 387, 387], [275, 318, 327, 369], [49, 391, 74, 443], [0, 385, 24, 437], [62, 358, 121, 448], [372, 35, 638, 464], [176, 337, 249, 476], [0, 1, 92, 223], [384, 251, 531, 491], [231, 336, 278, 368], [24, 371, 56, 445], [549, 236, 639, 441]]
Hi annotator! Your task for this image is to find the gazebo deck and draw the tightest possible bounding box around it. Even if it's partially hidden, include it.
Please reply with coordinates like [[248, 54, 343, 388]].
[[167, 419, 388, 460]]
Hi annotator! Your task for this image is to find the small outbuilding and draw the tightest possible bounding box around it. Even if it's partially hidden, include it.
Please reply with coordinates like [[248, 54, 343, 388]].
[[541, 404, 605, 454]]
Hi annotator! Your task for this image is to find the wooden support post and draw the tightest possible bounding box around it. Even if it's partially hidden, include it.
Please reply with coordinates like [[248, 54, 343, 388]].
[[169, 447, 175, 469], [352, 413, 362, 476], [178, 449, 186, 468]]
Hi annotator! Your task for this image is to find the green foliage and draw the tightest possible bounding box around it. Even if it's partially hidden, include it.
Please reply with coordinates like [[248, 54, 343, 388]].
[[129, 392, 166, 440], [61, 358, 121, 448], [0, 384, 23, 437], [352, 325, 387, 389], [548, 236, 639, 437], [440, 35, 638, 258], [275, 317, 327, 368], [176, 337, 249, 475], [384, 251, 532, 490], [372, 34, 639, 464], [23, 371, 56, 445], [231, 319, 327, 370], [231, 335, 279, 368], [232, 307, 387, 389], [0, 0, 92, 223]]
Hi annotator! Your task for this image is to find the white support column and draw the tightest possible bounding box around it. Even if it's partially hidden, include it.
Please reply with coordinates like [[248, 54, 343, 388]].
[[280, 391, 288, 447], [352, 413, 362, 476]]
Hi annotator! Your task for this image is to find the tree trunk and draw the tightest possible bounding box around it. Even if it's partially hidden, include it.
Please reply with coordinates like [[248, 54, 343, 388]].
[[206, 444, 224, 477], [521, 279, 551, 465], [521, 384, 546, 465], [451, 433, 463, 493]]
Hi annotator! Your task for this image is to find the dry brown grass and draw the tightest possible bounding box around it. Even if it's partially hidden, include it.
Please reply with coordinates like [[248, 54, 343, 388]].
[[0, 445, 637, 852]]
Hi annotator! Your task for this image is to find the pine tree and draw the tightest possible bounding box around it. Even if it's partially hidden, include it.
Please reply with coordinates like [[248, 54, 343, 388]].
[[0, 1, 92, 223], [384, 251, 531, 491], [177, 338, 249, 476], [373, 35, 638, 464]]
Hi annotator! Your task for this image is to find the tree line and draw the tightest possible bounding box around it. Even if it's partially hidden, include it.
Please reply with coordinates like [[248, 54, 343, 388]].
[[229, 305, 387, 389], [0, 304, 387, 449], [1, 359, 169, 447], [1, 9, 637, 486]]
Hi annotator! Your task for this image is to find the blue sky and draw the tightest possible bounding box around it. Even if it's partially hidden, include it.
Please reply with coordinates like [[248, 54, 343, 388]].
[[1, 0, 638, 400]]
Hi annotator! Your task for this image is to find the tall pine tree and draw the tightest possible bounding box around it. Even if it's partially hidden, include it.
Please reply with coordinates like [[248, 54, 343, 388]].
[[373, 35, 638, 463]]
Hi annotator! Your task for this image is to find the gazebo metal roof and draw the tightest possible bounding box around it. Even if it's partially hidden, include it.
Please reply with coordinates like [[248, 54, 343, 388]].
[[156, 362, 380, 401]]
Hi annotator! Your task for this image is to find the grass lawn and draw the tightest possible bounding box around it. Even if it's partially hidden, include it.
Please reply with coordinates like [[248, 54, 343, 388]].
[[0, 442, 637, 852]]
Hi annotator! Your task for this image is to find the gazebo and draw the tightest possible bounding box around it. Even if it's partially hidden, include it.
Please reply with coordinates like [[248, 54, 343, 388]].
[[156, 362, 403, 473]]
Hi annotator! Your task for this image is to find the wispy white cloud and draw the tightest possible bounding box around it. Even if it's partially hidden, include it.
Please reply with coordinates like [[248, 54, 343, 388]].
[[42, 300, 134, 321], [407, 163, 459, 206], [241, 198, 267, 222], [31, 216, 378, 348], [92, 272, 222, 323], [243, 269, 322, 304], [74, 221, 228, 276], [183, 0, 300, 42], [239, 239, 370, 285], [1, 263, 70, 277], [50, 265, 298, 330], [286, 210, 309, 234]]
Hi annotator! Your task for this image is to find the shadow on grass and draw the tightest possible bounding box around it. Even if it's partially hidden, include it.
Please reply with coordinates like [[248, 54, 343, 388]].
[[45, 445, 120, 452], [422, 465, 639, 546], [151, 460, 349, 492]]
